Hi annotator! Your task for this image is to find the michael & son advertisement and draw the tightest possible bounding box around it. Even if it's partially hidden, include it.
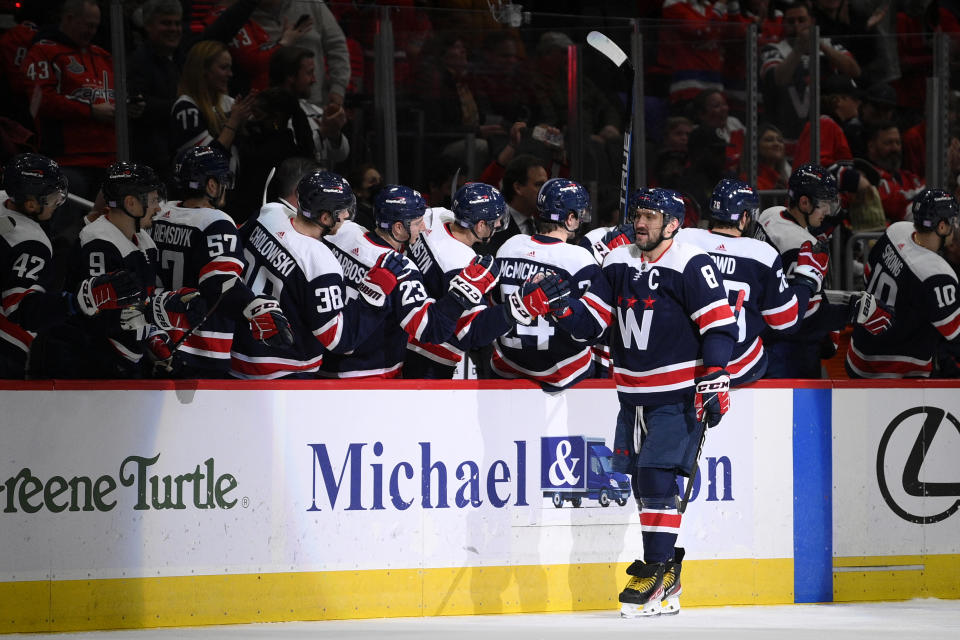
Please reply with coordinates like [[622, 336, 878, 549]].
[[0, 386, 792, 582]]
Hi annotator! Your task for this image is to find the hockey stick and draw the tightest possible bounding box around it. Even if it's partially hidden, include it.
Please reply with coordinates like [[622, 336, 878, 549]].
[[155, 279, 237, 373], [587, 31, 634, 224], [823, 289, 857, 305], [678, 287, 746, 514]]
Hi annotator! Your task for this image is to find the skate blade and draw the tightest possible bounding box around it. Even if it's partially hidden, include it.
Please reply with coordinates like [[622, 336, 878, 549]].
[[620, 601, 662, 618], [660, 594, 681, 616]]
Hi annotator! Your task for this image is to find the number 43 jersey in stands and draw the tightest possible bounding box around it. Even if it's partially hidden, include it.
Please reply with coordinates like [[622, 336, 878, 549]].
[[847, 221, 960, 377], [229, 207, 384, 379], [492, 234, 606, 390], [676, 227, 801, 384], [151, 203, 254, 373]]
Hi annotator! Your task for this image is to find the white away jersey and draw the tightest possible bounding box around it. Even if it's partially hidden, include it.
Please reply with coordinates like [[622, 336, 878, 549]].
[[847, 221, 960, 377]]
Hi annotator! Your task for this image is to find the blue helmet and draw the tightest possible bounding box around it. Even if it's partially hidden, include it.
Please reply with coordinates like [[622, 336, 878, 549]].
[[628, 187, 686, 227], [452, 183, 506, 228], [709, 178, 759, 224], [374, 185, 426, 229], [912, 188, 959, 231], [536, 178, 592, 224], [2, 152, 68, 208], [174, 146, 234, 192], [102, 162, 164, 209], [788, 163, 838, 215], [297, 170, 356, 222]]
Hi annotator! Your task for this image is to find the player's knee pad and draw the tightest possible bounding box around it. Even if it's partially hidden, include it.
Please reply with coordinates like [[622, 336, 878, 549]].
[[633, 467, 679, 510]]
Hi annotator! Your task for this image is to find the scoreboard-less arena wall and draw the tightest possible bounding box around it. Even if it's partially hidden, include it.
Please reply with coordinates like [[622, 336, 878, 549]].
[[0, 379, 957, 633]]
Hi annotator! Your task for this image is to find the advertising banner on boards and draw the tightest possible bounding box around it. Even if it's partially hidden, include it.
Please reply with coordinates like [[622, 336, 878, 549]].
[[0, 386, 792, 582]]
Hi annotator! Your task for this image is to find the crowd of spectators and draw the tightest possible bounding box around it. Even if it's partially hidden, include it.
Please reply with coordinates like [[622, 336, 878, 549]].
[[2, 0, 960, 379]]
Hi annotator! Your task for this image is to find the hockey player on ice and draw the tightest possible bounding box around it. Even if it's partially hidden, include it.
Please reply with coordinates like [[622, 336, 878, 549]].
[[0, 153, 142, 378], [754, 163, 893, 377], [230, 170, 390, 379], [558, 187, 738, 616], [153, 146, 292, 377], [847, 188, 960, 377]]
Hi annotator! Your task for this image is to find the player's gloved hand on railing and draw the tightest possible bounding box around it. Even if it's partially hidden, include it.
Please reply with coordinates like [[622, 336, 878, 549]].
[[359, 251, 409, 308], [448, 254, 499, 308], [849, 291, 894, 335], [694, 367, 731, 429], [506, 272, 571, 325], [791, 240, 829, 294], [151, 288, 207, 335], [76, 270, 143, 316], [243, 296, 293, 347]]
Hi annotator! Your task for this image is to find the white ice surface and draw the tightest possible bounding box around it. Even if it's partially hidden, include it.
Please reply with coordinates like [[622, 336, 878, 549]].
[[8, 600, 960, 640]]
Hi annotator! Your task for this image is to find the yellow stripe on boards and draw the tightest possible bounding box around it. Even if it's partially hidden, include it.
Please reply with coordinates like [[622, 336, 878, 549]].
[[832, 554, 960, 602], [0, 558, 794, 634]]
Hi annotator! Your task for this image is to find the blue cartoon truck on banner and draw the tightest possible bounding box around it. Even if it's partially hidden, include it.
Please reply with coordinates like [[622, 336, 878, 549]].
[[541, 436, 631, 508]]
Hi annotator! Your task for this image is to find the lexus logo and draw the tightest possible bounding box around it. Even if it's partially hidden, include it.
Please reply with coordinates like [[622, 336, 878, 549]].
[[876, 407, 960, 524]]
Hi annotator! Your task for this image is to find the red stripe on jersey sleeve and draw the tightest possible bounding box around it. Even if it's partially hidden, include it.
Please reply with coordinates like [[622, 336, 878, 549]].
[[583, 293, 613, 327], [198, 258, 243, 281], [455, 309, 482, 338], [693, 300, 735, 333], [402, 302, 433, 340], [934, 308, 960, 341], [762, 298, 799, 329], [315, 316, 343, 350]]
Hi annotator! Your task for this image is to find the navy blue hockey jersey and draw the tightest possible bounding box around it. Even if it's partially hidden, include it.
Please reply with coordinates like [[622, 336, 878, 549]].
[[573, 239, 737, 406], [78, 216, 159, 369], [0, 205, 56, 370], [676, 227, 800, 384], [230, 207, 384, 379], [492, 233, 606, 390], [320, 221, 461, 378], [847, 221, 960, 377], [151, 203, 254, 372], [405, 207, 512, 377]]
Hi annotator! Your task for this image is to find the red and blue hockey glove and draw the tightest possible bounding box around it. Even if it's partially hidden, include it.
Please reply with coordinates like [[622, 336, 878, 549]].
[[448, 254, 500, 308], [145, 328, 173, 362], [243, 296, 294, 347], [506, 272, 571, 325], [359, 251, 409, 308], [849, 292, 894, 335], [791, 240, 829, 294], [151, 288, 207, 336], [602, 223, 635, 251], [76, 270, 143, 316], [694, 367, 731, 428]]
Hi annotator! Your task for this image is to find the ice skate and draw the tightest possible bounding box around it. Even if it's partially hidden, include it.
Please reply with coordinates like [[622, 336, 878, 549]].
[[659, 547, 684, 615], [618, 559, 665, 617]]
